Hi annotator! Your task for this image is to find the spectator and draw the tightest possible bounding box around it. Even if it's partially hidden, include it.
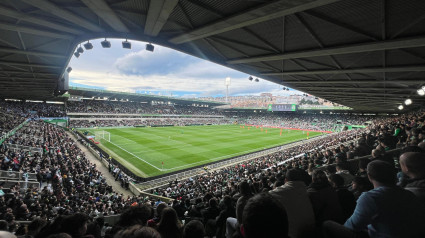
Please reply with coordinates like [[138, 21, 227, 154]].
[[335, 163, 354, 186], [307, 170, 344, 225], [114, 225, 161, 238], [350, 176, 372, 200], [269, 168, 315, 238], [183, 220, 205, 238], [241, 193, 289, 238], [215, 196, 235, 238], [399, 152, 425, 205], [156, 208, 183, 238], [328, 174, 356, 221], [323, 160, 425, 238], [201, 198, 219, 236]]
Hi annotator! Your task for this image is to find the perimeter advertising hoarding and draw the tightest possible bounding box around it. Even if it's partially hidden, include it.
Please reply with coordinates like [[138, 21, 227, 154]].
[[267, 104, 297, 112]]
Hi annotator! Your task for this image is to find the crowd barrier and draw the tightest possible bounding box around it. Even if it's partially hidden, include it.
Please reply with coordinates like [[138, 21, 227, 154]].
[[0, 171, 37, 181], [3, 214, 122, 227], [4, 143, 43, 154], [70, 131, 173, 203], [0, 119, 29, 144], [0, 180, 39, 189]]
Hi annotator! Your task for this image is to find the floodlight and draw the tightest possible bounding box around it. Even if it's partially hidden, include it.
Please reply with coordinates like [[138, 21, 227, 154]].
[[404, 99, 412, 105], [122, 40, 131, 49], [398, 105, 404, 110], [146, 43, 154, 52], [422, 86, 425, 91], [77, 45, 84, 53], [66, 67, 72, 73], [254, 78, 259, 82], [84, 41, 93, 50], [248, 76, 253, 81], [101, 38, 111, 48], [73, 52, 80, 58], [418, 89, 425, 96]]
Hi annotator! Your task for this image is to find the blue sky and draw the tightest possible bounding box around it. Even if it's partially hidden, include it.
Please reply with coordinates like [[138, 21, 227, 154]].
[[68, 38, 301, 98]]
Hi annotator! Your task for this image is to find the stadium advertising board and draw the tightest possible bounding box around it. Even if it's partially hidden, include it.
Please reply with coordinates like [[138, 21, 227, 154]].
[[267, 104, 297, 112]]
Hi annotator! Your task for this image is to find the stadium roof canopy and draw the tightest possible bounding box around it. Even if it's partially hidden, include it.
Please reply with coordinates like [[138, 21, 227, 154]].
[[0, 0, 424, 112]]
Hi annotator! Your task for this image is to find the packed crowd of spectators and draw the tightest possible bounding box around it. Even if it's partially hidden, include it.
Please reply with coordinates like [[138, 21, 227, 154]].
[[0, 101, 65, 118], [141, 110, 425, 238], [66, 101, 219, 116], [243, 114, 372, 132], [1, 100, 424, 238], [70, 118, 232, 128], [0, 119, 167, 236]]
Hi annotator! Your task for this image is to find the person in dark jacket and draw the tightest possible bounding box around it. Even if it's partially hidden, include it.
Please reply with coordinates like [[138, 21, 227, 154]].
[[201, 198, 220, 237], [215, 196, 236, 238], [400, 152, 425, 205], [328, 174, 356, 221], [307, 170, 344, 225]]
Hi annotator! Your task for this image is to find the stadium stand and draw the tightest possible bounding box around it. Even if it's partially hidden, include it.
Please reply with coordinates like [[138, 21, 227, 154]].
[[0, 100, 424, 238], [1, 0, 425, 236]]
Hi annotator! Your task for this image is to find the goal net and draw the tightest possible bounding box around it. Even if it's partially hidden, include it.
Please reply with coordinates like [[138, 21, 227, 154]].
[[94, 130, 111, 142]]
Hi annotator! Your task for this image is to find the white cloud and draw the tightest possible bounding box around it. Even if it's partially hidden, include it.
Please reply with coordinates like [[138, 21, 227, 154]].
[[69, 42, 302, 97]]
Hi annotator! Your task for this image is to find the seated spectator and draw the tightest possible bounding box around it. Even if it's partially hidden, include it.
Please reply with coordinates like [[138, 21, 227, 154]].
[[328, 174, 356, 221], [323, 160, 425, 238], [399, 152, 425, 205], [58, 213, 90, 238], [335, 163, 354, 186], [148, 203, 168, 227], [201, 198, 219, 236], [269, 168, 315, 238], [116, 206, 154, 228], [183, 220, 205, 238], [114, 225, 161, 238], [350, 176, 372, 199], [216, 195, 235, 238], [241, 193, 289, 238], [156, 208, 183, 238], [307, 170, 344, 225], [353, 139, 371, 157], [356, 159, 370, 177]]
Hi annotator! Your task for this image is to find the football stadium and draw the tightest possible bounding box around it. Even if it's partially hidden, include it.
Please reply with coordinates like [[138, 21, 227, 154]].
[[0, 1, 425, 238]]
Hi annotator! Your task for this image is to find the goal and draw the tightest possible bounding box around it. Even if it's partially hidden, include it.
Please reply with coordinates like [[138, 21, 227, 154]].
[[95, 130, 111, 142]]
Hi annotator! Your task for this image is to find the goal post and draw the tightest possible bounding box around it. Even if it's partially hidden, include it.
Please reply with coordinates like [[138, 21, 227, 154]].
[[95, 130, 111, 142]]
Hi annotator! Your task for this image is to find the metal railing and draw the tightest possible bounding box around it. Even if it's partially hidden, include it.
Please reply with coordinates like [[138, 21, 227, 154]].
[[0, 119, 29, 144], [0, 171, 37, 181], [69, 131, 173, 203], [0, 180, 39, 188], [3, 143, 43, 154]]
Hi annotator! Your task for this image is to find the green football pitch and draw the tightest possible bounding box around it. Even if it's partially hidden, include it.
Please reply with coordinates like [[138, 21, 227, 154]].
[[83, 125, 322, 178]]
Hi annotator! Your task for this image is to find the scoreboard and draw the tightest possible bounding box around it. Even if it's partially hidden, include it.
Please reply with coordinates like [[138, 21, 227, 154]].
[[267, 104, 297, 112]]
